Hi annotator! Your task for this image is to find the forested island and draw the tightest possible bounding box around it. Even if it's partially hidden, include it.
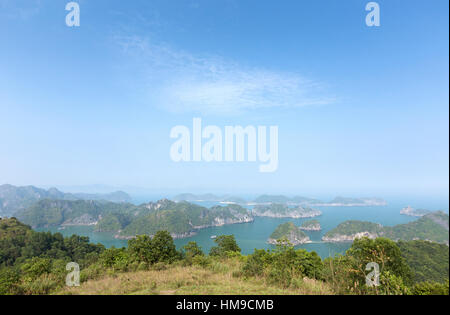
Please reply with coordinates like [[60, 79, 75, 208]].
[[15, 198, 254, 239], [400, 206, 431, 217], [268, 222, 311, 245], [323, 212, 449, 244], [252, 204, 322, 218]]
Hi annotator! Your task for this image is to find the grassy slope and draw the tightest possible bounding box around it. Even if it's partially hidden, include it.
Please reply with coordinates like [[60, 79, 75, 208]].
[[57, 259, 333, 295]]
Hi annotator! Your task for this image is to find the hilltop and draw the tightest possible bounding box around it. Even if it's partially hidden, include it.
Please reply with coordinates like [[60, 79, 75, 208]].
[[268, 222, 311, 245]]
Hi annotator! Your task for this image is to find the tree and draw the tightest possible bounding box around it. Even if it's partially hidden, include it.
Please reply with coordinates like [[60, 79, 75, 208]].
[[183, 241, 204, 259], [149, 231, 179, 264], [209, 235, 241, 257], [128, 235, 153, 264]]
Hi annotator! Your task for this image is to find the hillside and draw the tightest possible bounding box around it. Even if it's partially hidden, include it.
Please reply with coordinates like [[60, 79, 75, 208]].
[[57, 262, 332, 295], [118, 202, 253, 239], [268, 222, 310, 245], [15, 199, 253, 238], [0, 184, 131, 217], [253, 204, 321, 218], [323, 212, 449, 244]]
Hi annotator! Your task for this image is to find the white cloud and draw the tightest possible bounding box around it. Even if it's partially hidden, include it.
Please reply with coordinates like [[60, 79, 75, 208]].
[[116, 35, 335, 115]]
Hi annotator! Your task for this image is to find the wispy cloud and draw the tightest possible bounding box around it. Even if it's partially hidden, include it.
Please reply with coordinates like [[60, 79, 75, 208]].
[[116, 35, 335, 115], [0, 0, 41, 20]]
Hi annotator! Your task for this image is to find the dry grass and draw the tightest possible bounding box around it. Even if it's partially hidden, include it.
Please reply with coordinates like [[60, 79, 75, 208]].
[[57, 262, 334, 295]]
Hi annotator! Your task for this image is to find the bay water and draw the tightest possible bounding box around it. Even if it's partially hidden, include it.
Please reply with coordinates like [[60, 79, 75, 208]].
[[37, 197, 449, 259]]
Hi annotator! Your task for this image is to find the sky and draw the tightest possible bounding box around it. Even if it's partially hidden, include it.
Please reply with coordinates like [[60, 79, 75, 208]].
[[0, 0, 448, 199]]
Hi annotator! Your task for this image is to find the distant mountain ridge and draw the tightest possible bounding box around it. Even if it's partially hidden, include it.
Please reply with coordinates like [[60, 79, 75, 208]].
[[173, 193, 386, 206], [0, 184, 132, 217]]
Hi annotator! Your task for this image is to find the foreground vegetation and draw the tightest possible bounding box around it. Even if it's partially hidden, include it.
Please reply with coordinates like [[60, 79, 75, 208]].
[[0, 217, 448, 295]]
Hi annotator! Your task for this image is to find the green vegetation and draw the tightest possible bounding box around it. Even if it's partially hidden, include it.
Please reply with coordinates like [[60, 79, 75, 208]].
[[324, 221, 383, 238], [15, 199, 253, 237], [17, 199, 138, 229], [0, 217, 448, 295], [0, 217, 104, 294], [209, 235, 241, 257], [397, 240, 449, 283], [269, 222, 308, 243], [0, 184, 131, 217], [383, 212, 449, 243], [253, 204, 321, 218], [324, 212, 449, 244]]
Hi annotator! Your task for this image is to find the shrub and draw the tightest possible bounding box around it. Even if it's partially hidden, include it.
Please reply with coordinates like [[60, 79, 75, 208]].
[[209, 235, 241, 257], [411, 280, 449, 295]]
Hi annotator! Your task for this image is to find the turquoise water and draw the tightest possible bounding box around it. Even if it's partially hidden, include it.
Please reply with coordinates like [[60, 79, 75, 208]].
[[37, 198, 449, 259]]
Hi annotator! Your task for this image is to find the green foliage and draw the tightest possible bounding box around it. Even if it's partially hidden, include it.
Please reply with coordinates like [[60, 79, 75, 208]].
[[242, 243, 323, 288], [21, 257, 52, 280], [324, 237, 413, 294], [1, 216, 448, 296], [325, 212, 449, 244], [397, 240, 449, 284], [325, 221, 383, 238], [149, 231, 179, 264], [182, 241, 204, 265], [0, 268, 21, 295], [209, 235, 241, 257], [121, 202, 250, 237], [128, 231, 179, 265], [411, 280, 449, 295], [128, 235, 154, 264], [269, 222, 307, 240], [99, 247, 130, 271], [242, 249, 272, 277], [383, 212, 449, 244]]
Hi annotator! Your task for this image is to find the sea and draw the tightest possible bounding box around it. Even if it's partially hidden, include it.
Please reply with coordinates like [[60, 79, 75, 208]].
[[37, 196, 449, 259]]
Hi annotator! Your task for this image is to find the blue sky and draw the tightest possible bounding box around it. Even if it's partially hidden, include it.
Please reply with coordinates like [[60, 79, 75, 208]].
[[0, 0, 448, 198]]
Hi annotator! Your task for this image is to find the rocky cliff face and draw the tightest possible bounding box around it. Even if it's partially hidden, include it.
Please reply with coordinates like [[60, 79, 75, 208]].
[[61, 214, 98, 226], [253, 205, 322, 219], [322, 231, 379, 243], [300, 223, 321, 231], [400, 206, 430, 217], [268, 231, 311, 245]]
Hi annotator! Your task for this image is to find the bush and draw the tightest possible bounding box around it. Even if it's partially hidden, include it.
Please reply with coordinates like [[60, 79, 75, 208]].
[[411, 281, 449, 295], [242, 249, 271, 277], [128, 232, 179, 265], [21, 257, 52, 280], [209, 235, 241, 257], [0, 268, 21, 295], [99, 247, 130, 271]]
